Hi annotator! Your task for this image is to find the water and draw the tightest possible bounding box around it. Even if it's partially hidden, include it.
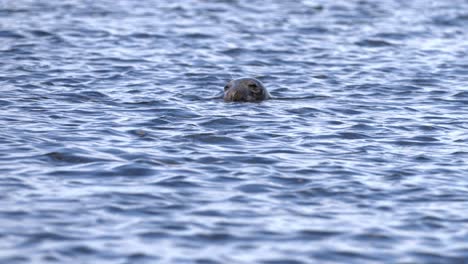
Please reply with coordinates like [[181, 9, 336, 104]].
[[1, 0, 468, 263]]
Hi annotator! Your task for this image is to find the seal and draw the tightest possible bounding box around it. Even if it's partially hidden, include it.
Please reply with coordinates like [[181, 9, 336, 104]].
[[223, 78, 271, 102]]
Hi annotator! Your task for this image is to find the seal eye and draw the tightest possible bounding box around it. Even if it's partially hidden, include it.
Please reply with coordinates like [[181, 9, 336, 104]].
[[224, 85, 229, 91], [248, 83, 260, 93]]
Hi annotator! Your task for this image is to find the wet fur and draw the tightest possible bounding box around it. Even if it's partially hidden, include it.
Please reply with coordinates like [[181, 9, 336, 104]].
[[223, 78, 271, 102]]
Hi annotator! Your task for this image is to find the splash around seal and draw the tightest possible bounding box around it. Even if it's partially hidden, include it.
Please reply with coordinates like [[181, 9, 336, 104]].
[[223, 78, 271, 102]]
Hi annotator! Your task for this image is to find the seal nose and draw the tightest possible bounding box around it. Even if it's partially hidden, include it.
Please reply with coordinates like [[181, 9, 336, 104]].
[[232, 91, 245, 101]]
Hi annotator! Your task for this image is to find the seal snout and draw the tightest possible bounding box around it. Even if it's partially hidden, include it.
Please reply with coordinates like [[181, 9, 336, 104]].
[[223, 77, 270, 102], [224, 88, 248, 102], [229, 90, 242, 101]]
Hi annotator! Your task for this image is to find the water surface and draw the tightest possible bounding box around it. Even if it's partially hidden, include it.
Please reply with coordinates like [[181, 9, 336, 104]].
[[1, 0, 468, 263]]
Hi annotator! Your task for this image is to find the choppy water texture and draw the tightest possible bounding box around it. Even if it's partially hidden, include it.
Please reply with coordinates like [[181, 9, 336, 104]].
[[1, 0, 468, 263]]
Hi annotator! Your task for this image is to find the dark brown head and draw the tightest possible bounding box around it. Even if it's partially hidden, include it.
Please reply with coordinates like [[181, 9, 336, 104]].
[[223, 78, 271, 102]]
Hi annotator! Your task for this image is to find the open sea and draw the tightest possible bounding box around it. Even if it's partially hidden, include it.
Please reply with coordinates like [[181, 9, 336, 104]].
[[1, 0, 468, 263]]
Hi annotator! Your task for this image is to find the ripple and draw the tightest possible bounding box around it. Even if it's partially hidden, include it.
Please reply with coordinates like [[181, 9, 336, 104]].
[[180, 133, 242, 145], [199, 117, 243, 128], [111, 164, 156, 177], [28, 30, 55, 37], [236, 183, 277, 194], [43, 151, 102, 165], [338, 132, 370, 139], [355, 39, 396, 47], [0, 30, 25, 39], [261, 260, 305, 264], [154, 176, 202, 188], [0, 99, 13, 107], [298, 229, 342, 240]]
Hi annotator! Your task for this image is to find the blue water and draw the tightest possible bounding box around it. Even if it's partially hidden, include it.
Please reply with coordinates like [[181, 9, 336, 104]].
[[1, 0, 468, 263]]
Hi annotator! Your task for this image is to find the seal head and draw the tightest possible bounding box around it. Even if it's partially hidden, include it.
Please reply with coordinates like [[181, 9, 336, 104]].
[[223, 78, 271, 102]]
